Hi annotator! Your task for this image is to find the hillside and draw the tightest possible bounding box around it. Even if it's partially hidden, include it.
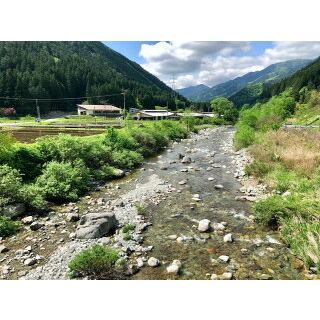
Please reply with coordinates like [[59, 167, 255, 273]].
[[262, 56, 320, 100], [179, 59, 311, 102], [0, 42, 186, 114], [176, 84, 209, 100]]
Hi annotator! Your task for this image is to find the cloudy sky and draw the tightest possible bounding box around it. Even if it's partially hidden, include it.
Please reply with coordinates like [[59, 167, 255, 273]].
[[105, 41, 320, 89]]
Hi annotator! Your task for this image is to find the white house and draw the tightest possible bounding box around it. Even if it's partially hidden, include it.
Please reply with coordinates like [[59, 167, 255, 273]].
[[77, 104, 122, 117], [130, 109, 176, 120]]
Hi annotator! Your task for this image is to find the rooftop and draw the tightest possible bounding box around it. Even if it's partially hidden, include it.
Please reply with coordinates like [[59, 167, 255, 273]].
[[77, 104, 121, 111]]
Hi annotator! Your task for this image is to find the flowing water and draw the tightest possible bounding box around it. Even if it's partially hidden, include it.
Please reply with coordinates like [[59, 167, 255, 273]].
[[126, 127, 306, 279]]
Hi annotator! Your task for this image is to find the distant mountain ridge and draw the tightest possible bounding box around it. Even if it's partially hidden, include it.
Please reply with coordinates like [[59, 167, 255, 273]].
[[176, 84, 210, 100], [177, 59, 312, 102]]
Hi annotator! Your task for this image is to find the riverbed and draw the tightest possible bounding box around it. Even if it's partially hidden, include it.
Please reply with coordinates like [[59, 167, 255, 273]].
[[0, 127, 310, 280]]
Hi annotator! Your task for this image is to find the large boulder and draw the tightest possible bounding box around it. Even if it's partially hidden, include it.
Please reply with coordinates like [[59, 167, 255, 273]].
[[0, 203, 26, 219], [75, 212, 118, 239]]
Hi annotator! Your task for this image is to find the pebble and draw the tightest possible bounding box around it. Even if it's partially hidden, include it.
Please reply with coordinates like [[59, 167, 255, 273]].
[[147, 257, 160, 267], [21, 216, 34, 225], [24, 258, 37, 266], [223, 233, 233, 243], [168, 234, 178, 240], [30, 222, 43, 231], [178, 180, 187, 185], [198, 219, 211, 232], [218, 255, 230, 263], [214, 184, 224, 190], [166, 260, 182, 274], [0, 245, 9, 253], [208, 177, 214, 181], [220, 272, 233, 280], [211, 273, 219, 280]]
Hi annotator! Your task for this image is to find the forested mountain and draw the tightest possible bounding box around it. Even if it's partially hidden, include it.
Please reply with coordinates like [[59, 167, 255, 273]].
[[179, 59, 311, 102], [0, 42, 187, 114], [176, 84, 209, 100], [261, 56, 320, 100]]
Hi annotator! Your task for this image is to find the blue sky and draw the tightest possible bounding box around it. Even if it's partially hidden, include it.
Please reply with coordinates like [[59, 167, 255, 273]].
[[104, 41, 320, 88]]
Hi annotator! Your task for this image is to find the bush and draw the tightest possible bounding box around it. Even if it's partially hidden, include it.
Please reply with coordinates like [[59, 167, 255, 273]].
[[21, 184, 47, 211], [234, 124, 256, 149], [68, 244, 124, 279], [254, 194, 320, 226], [0, 164, 23, 207], [0, 216, 21, 237], [36, 160, 90, 202], [111, 149, 143, 169], [245, 160, 272, 178], [0, 133, 15, 164], [93, 165, 118, 181], [122, 224, 135, 233], [9, 145, 44, 181], [281, 217, 320, 271]]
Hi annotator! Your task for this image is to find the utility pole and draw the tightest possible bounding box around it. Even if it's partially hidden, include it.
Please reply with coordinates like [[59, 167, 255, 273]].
[[36, 99, 41, 122], [122, 90, 126, 126]]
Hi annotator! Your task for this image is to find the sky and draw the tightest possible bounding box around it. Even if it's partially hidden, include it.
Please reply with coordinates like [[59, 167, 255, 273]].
[[105, 41, 320, 89]]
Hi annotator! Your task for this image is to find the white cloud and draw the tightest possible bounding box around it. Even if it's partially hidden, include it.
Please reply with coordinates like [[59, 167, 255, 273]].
[[139, 41, 320, 89]]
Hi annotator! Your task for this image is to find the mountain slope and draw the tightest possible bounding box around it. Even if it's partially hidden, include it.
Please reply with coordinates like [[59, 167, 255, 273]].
[[180, 59, 311, 102], [0, 42, 186, 114], [176, 84, 209, 100], [262, 56, 320, 99]]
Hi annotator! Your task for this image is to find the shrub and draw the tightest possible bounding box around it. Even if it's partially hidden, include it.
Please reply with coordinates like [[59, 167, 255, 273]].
[[0, 164, 23, 207], [135, 203, 147, 216], [104, 127, 138, 151], [281, 217, 320, 271], [122, 224, 135, 233], [9, 145, 44, 181], [36, 160, 90, 202], [0, 133, 15, 164], [254, 194, 320, 226], [111, 149, 143, 169], [0, 216, 21, 237], [21, 183, 47, 211], [93, 165, 118, 181], [68, 244, 124, 279], [245, 160, 273, 178], [234, 124, 256, 149]]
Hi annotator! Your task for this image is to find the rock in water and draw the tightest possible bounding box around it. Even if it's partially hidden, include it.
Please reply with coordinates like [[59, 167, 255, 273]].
[[214, 184, 224, 190], [223, 233, 233, 243], [24, 258, 37, 266], [198, 219, 211, 232], [75, 212, 118, 239], [181, 156, 191, 164], [147, 257, 160, 267], [166, 260, 182, 274]]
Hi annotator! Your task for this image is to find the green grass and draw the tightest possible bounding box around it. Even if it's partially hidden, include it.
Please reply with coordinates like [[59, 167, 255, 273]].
[[235, 88, 320, 272], [68, 244, 124, 279]]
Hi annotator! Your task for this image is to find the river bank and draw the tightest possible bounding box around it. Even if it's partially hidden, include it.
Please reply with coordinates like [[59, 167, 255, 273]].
[[0, 127, 313, 280]]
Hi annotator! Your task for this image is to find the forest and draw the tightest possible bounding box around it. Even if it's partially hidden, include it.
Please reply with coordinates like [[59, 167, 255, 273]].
[[0, 42, 188, 115]]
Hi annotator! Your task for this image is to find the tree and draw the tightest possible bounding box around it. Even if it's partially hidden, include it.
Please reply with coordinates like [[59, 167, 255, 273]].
[[210, 97, 239, 122]]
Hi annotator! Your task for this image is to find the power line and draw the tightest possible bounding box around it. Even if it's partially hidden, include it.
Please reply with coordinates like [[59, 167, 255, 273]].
[[0, 93, 123, 102]]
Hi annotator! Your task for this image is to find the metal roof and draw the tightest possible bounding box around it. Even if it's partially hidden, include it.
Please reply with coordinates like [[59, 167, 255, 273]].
[[77, 104, 121, 111]]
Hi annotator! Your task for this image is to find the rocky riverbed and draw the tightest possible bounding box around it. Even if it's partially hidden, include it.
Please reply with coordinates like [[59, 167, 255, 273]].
[[0, 127, 314, 280]]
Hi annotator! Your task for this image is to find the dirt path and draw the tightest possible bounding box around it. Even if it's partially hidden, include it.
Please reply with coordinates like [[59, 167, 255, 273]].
[[0, 127, 310, 280]]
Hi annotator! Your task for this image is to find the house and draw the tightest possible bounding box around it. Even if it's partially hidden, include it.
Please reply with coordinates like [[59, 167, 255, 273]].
[[77, 104, 122, 117], [130, 109, 176, 120], [177, 112, 216, 119]]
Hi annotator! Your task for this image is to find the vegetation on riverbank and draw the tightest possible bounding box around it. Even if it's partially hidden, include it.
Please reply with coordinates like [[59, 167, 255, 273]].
[[68, 245, 125, 279], [0, 120, 193, 236], [235, 89, 320, 272]]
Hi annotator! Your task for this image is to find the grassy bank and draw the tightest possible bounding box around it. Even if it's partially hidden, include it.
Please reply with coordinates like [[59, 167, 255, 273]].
[[0, 120, 191, 236], [235, 89, 320, 272]]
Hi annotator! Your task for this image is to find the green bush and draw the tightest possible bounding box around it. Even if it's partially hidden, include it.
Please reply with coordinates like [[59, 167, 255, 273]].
[[68, 244, 124, 279], [111, 149, 143, 169], [93, 165, 118, 181], [0, 216, 21, 237], [0, 164, 23, 207], [245, 160, 273, 177], [254, 194, 320, 226], [234, 124, 256, 149], [281, 217, 320, 271], [10, 145, 44, 181], [36, 160, 90, 202], [0, 133, 15, 164], [21, 184, 47, 211], [122, 224, 135, 233]]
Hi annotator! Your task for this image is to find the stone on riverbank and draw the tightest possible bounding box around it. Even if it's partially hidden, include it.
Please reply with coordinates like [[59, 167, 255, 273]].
[[147, 257, 160, 267], [166, 260, 182, 274], [75, 212, 118, 239], [198, 219, 211, 232], [223, 233, 233, 243]]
